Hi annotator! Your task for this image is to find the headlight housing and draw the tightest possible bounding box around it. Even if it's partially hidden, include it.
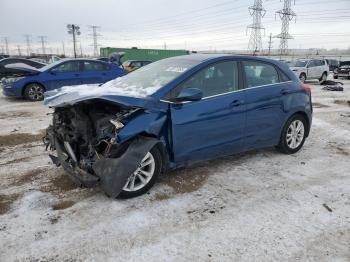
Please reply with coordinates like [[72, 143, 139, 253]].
[[4, 76, 25, 84]]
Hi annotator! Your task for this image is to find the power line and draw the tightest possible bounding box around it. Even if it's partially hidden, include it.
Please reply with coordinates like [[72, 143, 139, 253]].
[[38, 36, 47, 55], [247, 0, 266, 54], [275, 0, 296, 55]]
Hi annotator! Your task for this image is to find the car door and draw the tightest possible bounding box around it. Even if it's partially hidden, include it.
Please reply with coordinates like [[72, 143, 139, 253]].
[[167, 60, 246, 164], [44, 61, 82, 90], [80, 61, 109, 84], [307, 60, 318, 79], [243, 60, 291, 150]]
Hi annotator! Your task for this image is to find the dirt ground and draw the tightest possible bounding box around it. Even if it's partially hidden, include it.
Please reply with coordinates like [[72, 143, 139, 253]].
[[0, 78, 349, 262]]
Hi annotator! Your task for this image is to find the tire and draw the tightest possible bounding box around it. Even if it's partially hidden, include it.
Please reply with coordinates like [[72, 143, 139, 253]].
[[23, 83, 45, 101], [299, 73, 306, 83], [118, 146, 162, 198], [276, 114, 308, 154], [319, 72, 327, 83], [333, 75, 338, 79]]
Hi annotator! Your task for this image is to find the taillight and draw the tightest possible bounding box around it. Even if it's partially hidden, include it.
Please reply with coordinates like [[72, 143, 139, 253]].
[[301, 83, 312, 95]]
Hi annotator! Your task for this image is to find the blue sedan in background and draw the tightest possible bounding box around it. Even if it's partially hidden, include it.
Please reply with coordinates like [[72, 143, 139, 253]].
[[44, 54, 313, 198], [1, 58, 127, 101]]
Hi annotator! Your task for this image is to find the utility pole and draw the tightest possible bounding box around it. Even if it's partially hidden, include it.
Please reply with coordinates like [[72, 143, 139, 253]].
[[3, 37, 9, 55], [38, 36, 47, 55], [67, 24, 81, 58], [163, 42, 167, 50], [268, 33, 273, 55], [16, 45, 22, 56], [247, 0, 266, 55], [275, 0, 296, 55], [24, 34, 32, 56], [89, 25, 101, 57]]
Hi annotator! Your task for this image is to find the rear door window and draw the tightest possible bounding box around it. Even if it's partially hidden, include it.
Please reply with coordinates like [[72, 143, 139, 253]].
[[243, 61, 280, 88], [56, 61, 80, 72], [83, 61, 108, 71]]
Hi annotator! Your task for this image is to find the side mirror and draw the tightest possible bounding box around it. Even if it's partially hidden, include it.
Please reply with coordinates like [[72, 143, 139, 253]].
[[50, 68, 59, 75], [173, 87, 203, 102]]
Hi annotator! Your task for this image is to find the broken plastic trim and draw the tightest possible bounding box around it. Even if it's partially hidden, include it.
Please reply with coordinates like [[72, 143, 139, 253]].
[[92, 137, 160, 198]]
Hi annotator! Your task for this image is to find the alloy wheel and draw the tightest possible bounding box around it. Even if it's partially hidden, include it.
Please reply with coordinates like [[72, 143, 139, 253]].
[[27, 84, 44, 101], [123, 152, 155, 192], [286, 120, 305, 149]]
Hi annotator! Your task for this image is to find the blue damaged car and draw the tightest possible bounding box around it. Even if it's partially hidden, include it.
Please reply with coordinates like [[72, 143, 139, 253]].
[[1, 58, 127, 101], [44, 54, 312, 198]]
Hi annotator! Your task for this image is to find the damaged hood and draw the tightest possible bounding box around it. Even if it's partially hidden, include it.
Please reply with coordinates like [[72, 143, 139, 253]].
[[44, 83, 160, 109]]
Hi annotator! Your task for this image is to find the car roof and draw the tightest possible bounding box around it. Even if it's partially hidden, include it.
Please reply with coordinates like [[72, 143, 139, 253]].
[[167, 54, 289, 65]]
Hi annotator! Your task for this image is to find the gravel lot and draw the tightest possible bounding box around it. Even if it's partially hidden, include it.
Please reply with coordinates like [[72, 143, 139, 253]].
[[0, 78, 349, 262]]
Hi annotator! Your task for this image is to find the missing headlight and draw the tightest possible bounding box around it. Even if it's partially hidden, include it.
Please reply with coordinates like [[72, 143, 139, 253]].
[[110, 119, 124, 130]]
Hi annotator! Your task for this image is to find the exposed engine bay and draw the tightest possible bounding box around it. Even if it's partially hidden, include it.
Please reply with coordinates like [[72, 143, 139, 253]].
[[44, 100, 160, 198]]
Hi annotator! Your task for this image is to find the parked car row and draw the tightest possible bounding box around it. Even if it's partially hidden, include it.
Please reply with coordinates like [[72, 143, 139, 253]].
[[1, 58, 127, 101]]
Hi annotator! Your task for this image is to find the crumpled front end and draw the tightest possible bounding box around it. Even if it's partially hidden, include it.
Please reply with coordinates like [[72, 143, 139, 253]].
[[44, 99, 167, 198]]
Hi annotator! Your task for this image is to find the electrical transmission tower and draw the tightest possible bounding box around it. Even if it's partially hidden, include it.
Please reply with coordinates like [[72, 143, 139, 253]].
[[24, 35, 32, 56], [2, 37, 9, 55], [268, 33, 273, 55], [16, 45, 22, 56], [38, 36, 47, 55], [89, 25, 101, 57], [275, 0, 296, 55], [247, 0, 266, 54]]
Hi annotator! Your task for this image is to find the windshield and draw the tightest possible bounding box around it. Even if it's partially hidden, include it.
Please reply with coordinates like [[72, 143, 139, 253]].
[[101, 57, 200, 97], [290, 60, 308, 67]]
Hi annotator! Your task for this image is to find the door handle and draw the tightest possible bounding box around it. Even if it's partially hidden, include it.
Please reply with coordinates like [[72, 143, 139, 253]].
[[74, 73, 80, 77], [280, 89, 289, 95], [230, 100, 243, 107]]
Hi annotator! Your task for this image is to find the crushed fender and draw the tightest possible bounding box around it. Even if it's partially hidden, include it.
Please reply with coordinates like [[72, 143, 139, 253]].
[[93, 137, 159, 198]]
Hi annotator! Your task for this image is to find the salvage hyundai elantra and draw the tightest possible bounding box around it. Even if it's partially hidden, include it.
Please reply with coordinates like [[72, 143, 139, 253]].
[[44, 54, 312, 198]]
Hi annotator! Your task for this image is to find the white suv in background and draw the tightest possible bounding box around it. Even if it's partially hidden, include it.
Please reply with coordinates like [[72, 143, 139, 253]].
[[289, 59, 329, 83]]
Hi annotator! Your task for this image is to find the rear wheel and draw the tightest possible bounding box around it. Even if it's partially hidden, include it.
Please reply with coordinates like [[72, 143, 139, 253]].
[[276, 114, 307, 154], [319, 72, 327, 82], [118, 146, 162, 198], [24, 83, 45, 101]]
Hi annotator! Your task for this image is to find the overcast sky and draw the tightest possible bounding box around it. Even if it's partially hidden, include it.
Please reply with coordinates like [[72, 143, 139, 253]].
[[1, 0, 349, 56]]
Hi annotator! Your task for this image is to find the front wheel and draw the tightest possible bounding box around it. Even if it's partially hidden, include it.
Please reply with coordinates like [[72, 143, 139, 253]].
[[118, 146, 162, 198], [24, 83, 45, 101], [276, 115, 307, 154]]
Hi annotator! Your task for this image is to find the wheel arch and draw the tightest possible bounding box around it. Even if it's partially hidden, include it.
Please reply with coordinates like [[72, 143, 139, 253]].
[[288, 111, 311, 137], [22, 82, 46, 96]]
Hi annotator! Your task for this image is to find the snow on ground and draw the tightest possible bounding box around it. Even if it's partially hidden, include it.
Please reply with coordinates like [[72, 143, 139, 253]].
[[0, 78, 349, 262]]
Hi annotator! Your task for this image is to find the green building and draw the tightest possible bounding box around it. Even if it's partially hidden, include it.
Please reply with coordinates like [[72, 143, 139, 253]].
[[100, 47, 189, 62]]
